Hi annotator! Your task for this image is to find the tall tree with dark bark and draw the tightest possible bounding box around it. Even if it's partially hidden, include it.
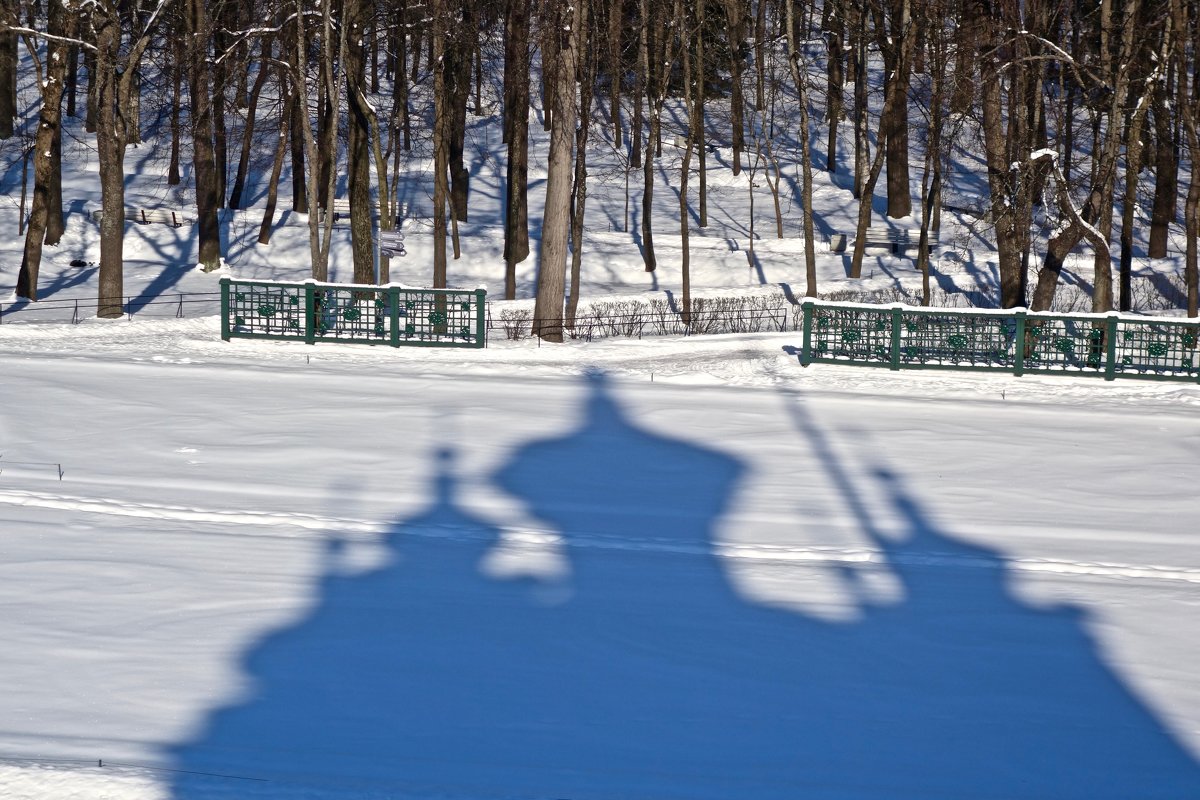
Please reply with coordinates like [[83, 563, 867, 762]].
[[502, 0, 530, 299], [445, 0, 473, 223], [0, 0, 16, 139], [228, 36, 274, 209], [91, 0, 170, 317], [16, 0, 76, 301], [346, 0, 377, 284], [876, 0, 913, 218], [186, 0, 223, 271]]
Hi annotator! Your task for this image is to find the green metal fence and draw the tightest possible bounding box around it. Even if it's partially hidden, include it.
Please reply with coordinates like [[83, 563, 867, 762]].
[[799, 300, 1200, 383], [220, 278, 487, 348]]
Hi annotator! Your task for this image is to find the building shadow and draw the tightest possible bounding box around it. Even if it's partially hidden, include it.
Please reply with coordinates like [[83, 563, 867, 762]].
[[171, 373, 1200, 800]]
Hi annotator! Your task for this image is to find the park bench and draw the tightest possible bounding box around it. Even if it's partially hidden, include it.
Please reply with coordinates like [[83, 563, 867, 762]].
[[827, 228, 939, 256], [90, 208, 194, 228], [323, 199, 406, 227], [331, 198, 353, 222]]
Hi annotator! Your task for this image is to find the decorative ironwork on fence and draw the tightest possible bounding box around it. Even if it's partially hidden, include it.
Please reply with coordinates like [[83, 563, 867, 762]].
[[220, 278, 487, 348], [799, 300, 1200, 382]]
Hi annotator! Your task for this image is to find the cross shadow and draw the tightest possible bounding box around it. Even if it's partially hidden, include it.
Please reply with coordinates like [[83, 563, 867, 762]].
[[170, 373, 1200, 799]]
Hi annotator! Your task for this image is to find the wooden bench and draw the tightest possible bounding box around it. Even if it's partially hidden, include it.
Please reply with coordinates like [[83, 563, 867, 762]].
[[331, 198, 353, 222], [324, 199, 406, 226], [828, 228, 939, 255], [91, 208, 195, 228]]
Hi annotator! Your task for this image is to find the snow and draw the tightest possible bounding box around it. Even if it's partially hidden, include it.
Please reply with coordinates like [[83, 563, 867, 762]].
[[0, 320, 1198, 799], [0, 33, 1198, 800]]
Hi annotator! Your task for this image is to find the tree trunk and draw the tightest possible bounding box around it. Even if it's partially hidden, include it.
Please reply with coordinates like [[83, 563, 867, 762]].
[[787, 0, 817, 296], [608, 0, 622, 145], [0, 0, 16, 140], [432, 0, 449, 288], [534, 0, 581, 342], [66, 43, 78, 117], [567, 0, 594, 329], [849, 126, 887, 279], [212, 26, 230, 207], [722, 0, 746, 175], [187, 0, 223, 272], [697, 0, 707, 228], [95, 13, 126, 318], [882, 0, 913, 218], [1119, 97, 1150, 310], [168, 38, 183, 185], [317, 85, 333, 212], [16, 0, 72, 300], [639, 0, 655, 271], [979, 32, 1026, 308], [395, 0, 411, 150], [446, 6, 473, 223], [851, 5, 868, 198], [679, 0, 695, 325], [229, 38, 273, 209], [346, 0, 376, 284], [290, 93, 307, 213], [85, 48, 97, 133], [259, 86, 294, 245], [824, 0, 843, 173], [1148, 82, 1178, 258], [502, 0, 530, 299], [1177, 0, 1198, 316]]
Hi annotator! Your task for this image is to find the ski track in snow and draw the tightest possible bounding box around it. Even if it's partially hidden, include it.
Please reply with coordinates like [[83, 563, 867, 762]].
[[4, 487, 1198, 587]]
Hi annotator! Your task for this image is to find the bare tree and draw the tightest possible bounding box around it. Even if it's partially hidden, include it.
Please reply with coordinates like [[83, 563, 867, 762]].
[[346, 0, 376, 284], [567, 0, 595, 328], [15, 0, 77, 300], [785, 0, 818, 297], [186, 0, 222, 271], [1174, 0, 1198, 316], [533, 0, 582, 341], [90, 0, 171, 317], [876, 0, 914, 218], [502, 0, 530, 299]]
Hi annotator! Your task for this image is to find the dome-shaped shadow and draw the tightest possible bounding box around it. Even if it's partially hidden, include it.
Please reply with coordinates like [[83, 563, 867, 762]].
[[171, 373, 1200, 799]]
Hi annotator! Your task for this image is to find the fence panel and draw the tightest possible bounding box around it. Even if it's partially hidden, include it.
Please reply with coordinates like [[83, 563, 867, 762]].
[[800, 300, 1200, 383], [221, 278, 487, 348], [1112, 317, 1200, 380]]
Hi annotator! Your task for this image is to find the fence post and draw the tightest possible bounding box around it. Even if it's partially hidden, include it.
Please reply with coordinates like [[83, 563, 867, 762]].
[[1104, 313, 1119, 381], [304, 280, 317, 345], [800, 300, 815, 366], [219, 277, 231, 341], [474, 289, 487, 348], [889, 305, 903, 370], [389, 285, 401, 347], [1013, 310, 1027, 377]]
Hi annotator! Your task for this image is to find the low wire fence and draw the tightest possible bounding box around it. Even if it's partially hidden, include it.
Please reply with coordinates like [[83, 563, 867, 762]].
[[492, 295, 791, 341], [799, 300, 1200, 383], [0, 292, 222, 324]]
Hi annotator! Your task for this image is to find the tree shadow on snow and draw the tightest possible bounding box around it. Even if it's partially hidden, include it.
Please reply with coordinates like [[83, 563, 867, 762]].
[[171, 372, 1200, 800]]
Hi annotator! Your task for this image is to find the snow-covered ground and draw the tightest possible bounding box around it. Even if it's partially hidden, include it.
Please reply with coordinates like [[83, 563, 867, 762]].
[[2, 46, 1199, 798], [1, 320, 1199, 799]]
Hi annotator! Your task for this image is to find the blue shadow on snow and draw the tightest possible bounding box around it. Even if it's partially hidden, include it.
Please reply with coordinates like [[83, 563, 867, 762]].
[[171, 372, 1200, 800]]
